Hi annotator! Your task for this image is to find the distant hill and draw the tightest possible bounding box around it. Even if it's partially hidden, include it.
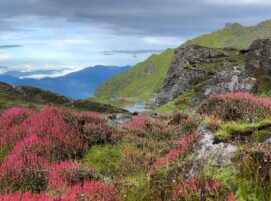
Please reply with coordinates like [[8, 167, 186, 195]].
[[95, 19, 271, 105], [0, 82, 127, 114], [0, 65, 130, 99]]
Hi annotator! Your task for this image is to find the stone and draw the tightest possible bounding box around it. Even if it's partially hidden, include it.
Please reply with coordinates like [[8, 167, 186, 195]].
[[155, 45, 227, 106]]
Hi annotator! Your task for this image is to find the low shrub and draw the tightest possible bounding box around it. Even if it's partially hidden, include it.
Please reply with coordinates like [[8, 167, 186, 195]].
[[199, 92, 271, 121], [62, 181, 121, 201], [48, 161, 95, 193]]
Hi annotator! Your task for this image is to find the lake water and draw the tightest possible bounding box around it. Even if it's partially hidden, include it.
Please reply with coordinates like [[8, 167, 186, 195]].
[[125, 101, 147, 113]]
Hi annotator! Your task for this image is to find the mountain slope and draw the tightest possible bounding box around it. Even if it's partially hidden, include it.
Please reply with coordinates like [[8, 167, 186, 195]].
[[94, 49, 174, 103], [0, 82, 127, 113], [182, 20, 271, 49], [95, 19, 271, 105], [0, 65, 130, 99]]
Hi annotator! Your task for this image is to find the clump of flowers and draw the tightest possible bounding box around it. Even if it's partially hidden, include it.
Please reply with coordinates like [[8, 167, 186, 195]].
[[198, 92, 271, 121], [0, 107, 34, 147], [63, 109, 118, 145], [0, 192, 55, 201], [124, 114, 150, 132], [172, 178, 231, 200], [151, 131, 198, 171], [48, 161, 95, 193], [0, 106, 120, 194], [61, 181, 122, 201], [0, 134, 50, 193]]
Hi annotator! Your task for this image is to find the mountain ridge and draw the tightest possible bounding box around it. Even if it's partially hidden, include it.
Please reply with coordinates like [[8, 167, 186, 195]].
[[0, 65, 131, 99]]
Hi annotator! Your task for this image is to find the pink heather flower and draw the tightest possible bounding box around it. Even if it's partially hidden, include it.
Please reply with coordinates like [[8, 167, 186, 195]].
[[151, 131, 197, 172], [211, 180, 221, 191], [0, 192, 54, 201], [124, 114, 149, 132], [227, 192, 235, 201], [61, 181, 121, 201]]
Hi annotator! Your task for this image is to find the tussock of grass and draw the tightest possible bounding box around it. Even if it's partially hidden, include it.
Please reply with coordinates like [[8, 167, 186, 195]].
[[83, 143, 135, 176], [156, 88, 196, 112], [215, 119, 271, 140]]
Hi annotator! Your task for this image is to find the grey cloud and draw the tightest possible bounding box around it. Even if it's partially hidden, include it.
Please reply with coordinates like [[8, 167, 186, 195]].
[[101, 49, 163, 57], [0, 0, 270, 38], [0, 45, 22, 49]]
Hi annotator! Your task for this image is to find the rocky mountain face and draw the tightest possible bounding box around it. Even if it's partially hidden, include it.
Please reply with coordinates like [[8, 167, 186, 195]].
[[156, 38, 271, 107]]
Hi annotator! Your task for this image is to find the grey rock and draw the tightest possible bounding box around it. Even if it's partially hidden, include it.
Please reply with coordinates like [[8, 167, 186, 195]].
[[155, 45, 226, 106], [245, 38, 271, 77], [191, 68, 257, 106], [195, 124, 237, 166], [107, 113, 134, 127]]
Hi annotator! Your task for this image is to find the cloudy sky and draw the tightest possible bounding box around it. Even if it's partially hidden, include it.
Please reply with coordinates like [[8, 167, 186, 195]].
[[0, 0, 271, 73]]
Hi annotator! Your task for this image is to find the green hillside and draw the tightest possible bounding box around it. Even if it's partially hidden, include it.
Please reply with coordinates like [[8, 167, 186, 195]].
[[182, 20, 271, 49], [94, 48, 175, 104], [0, 82, 126, 114], [95, 19, 271, 105]]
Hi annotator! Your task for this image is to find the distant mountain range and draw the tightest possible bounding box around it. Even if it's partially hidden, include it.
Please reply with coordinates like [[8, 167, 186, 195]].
[[0, 65, 131, 99]]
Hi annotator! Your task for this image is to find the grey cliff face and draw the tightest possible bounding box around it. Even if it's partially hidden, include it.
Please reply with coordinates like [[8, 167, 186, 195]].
[[156, 38, 271, 108], [155, 45, 226, 106]]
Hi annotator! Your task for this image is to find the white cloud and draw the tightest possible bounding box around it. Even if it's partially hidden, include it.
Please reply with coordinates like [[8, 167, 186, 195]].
[[0, 54, 10, 61], [143, 36, 186, 46], [206, 0, 271, 5], [19, 67, 85, 79]]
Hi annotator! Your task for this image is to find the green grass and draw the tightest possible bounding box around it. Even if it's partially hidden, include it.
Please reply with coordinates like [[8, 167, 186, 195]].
[[215, 119, 271, 141], [94, 49, 175, 105], [182, 20, 271, 49], [0, 82, 125, 114], [155, 88, 196, 112], [83, 143, 133, 176], [0, 146, 11, 163]]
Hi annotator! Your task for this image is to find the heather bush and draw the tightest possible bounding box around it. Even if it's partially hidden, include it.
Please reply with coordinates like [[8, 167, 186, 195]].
[[125, 113, 200, 141], [0, 135, 50, 193], [172, 178, 232, 201], [236, 144, 271, 200], [0, 192, 55, 201], [48, 161, 95, 193], [61, 181, 121, 201], [151, 131, 198, 172], [199, 92, 271, 121], [23, 107, 87, 161], [62, 109, 118, 145], [0, 107, 34, 147]]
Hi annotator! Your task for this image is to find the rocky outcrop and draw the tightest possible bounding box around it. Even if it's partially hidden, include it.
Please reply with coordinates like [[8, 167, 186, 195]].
[[195, 124, 237, 166], [156, 38, 271, 108], [192, 38, 271, 106], [245, 38, 271, 77], [155, 45, 229, 106], [191, 68, 257, 106]]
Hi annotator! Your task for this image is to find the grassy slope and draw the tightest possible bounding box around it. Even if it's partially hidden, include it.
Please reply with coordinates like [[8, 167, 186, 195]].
[[94, 49, 175, 105], [95, 20, 271, 106], [182, 20, 271, 49], [0, 82, 126, 114]]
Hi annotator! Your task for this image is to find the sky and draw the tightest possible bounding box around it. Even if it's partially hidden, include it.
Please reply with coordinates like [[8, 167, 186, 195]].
[[0, 0, 271, 74]]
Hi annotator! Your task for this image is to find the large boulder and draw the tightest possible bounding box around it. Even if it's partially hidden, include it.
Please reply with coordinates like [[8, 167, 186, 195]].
[[245, 38, 271, 76], [244, 38, 271, 92]]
